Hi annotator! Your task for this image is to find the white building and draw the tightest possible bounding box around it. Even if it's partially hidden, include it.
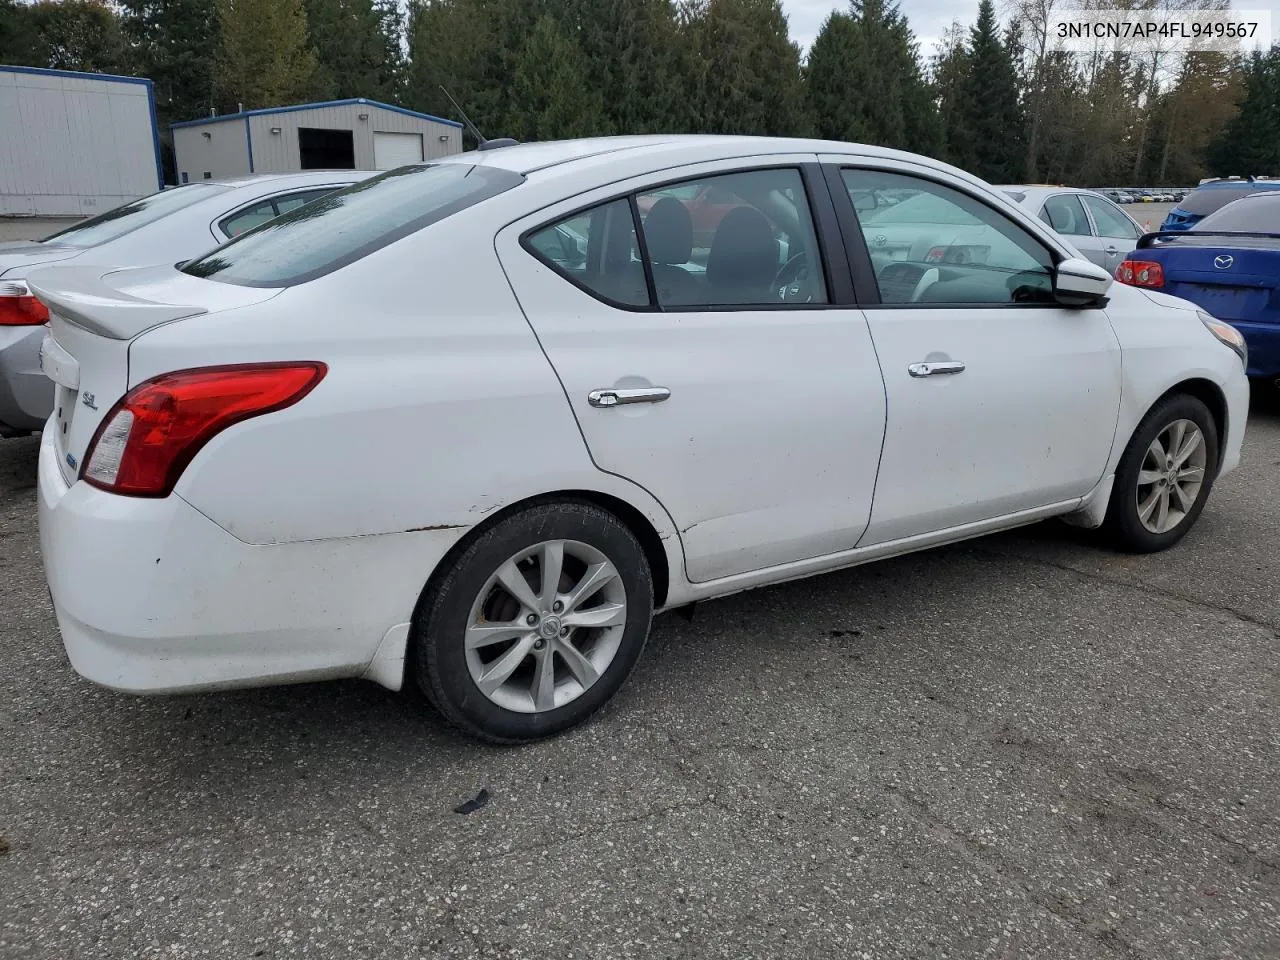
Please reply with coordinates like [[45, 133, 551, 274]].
[[0, 65, 163, 217], [172, 98, 463, 183]]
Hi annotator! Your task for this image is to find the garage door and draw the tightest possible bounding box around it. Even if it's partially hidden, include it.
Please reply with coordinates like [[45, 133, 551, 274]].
[[373, 132, 424, 170]]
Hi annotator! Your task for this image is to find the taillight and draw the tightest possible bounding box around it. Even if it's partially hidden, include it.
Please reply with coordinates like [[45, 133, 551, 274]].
[[0, 281, 50, 326], [81, 362, 327, 497], [1115, 259, 1165, 288]]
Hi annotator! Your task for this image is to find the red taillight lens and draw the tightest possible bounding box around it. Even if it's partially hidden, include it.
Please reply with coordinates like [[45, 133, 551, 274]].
[[1114, 259, 1165, 288], [81, 362, 327, 497], [0, 283, 50, 326]]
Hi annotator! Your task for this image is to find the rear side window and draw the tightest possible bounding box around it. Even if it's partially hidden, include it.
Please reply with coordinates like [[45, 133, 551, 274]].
[[1040, 194, 1090, 236], [218, 188, 339, 238], [1081, 195, 1139, 239], [526, 200, 649, 307], [185, 164, 524, 287], [1194, 194, 1280, 232]]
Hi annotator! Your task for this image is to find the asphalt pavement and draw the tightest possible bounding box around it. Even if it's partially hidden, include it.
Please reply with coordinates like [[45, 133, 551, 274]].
[[1, 383, 1278, 958]]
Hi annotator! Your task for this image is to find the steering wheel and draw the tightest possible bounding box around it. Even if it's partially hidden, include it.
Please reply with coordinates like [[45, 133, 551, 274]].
[[774, 252, 812, 303]]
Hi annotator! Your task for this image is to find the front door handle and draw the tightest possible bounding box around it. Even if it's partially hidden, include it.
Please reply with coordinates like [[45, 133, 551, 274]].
[[908, 361, 965, 378], [1105, 246, 1120, 256], [588, 386, 671, 407]]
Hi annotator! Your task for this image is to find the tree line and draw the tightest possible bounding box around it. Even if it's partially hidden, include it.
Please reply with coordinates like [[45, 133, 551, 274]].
[[1, 0, 1275, 186]]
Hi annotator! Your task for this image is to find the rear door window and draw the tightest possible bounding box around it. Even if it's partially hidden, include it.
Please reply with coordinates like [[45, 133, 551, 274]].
[[1040, 195, 1091, 236], [184, 164, 524, 287]]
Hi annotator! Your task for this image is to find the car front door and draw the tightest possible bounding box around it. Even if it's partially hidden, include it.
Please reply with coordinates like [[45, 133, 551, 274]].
[[824, 158, 1123, 546], [497, 159, 887, 583], [1081, 194, 1143, 271]]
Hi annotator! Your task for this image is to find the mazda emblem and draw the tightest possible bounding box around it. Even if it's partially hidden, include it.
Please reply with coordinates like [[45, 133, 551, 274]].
[[1213, 255, 1234, 270]]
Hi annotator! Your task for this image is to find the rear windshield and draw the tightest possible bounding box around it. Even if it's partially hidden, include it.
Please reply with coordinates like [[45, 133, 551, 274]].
[[1194, 193, 1280, 233], [1179, 183, 1280, 216], [183, 163, 524, 287], [43, 184, 230, 248]]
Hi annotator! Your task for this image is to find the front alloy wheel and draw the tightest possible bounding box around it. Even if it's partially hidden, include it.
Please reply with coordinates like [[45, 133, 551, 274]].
[[1106, 393, 1219, 552], [1135, 419, 1207, 535]]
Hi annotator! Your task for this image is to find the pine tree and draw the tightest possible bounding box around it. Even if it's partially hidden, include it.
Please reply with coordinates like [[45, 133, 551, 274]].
[[119, 0, 220, 124], [305, 0, 393, 101], [373, 0, 408, 102], [510, 13, 605, 140], [806, 0, 937, 154], [685, 0, 807, 136], [405, 0, 506, 140], [956, 0, 1026, 182], [1207, 49, 1280, 177], [216, 0, 316, 110]]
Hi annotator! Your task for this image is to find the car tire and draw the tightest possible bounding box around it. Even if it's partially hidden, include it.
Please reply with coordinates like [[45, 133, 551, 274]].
[[1104, 393, 1219, 553], [412, 501, 654, 743]]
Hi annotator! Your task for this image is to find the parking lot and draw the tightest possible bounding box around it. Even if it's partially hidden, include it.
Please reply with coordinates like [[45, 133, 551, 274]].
[[0, 396, 1276, 956]]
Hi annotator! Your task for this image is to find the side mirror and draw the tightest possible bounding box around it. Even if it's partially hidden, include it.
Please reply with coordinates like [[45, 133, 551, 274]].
[[1054, 257, 1112, 307]]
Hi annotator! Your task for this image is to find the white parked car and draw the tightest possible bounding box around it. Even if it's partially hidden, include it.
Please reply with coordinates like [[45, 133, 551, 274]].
[[999, 186, 1145, 273], [32, 137, 1248, 742], [0, 171, 375, 436]]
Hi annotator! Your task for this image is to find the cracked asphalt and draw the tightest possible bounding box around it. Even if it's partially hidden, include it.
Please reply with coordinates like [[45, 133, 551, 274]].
[[1, 389, 1277, 960]]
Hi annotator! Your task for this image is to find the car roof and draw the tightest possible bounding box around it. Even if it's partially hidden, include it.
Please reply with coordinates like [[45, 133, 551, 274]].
[[200, 170, 378, 189], [433, 135, 978, 179]]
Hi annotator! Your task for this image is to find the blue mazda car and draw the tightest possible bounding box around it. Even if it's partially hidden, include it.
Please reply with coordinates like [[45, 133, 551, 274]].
[[1118, 191, 1280, 378], [1161, 178, 1280, 231]]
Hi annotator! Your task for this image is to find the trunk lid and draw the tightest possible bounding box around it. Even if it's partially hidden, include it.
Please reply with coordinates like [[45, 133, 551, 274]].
[[0, 241, 80, 278], [1135, 233, 1280, 326], [26, 263, 281, 484]]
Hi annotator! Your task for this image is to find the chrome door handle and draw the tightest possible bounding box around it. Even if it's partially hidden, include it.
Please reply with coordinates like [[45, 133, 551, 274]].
[[1105, 246, 1120, 255], [908, 361, 965, 378], [588, 386, 671, 407]]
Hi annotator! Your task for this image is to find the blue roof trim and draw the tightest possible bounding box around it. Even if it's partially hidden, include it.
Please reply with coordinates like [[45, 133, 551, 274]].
[[0, 65, 165, 188], [170, 97, 463, 130], [245, 117, 254, 173], [0, 64, 155, 87]]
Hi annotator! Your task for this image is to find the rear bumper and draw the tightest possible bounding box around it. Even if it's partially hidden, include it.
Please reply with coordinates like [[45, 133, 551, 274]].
[[0, 324, 52, 433], [37, 426, 460, 694], [1232, 320, 1280, 378]]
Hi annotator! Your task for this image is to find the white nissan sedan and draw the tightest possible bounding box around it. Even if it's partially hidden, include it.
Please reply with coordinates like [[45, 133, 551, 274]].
[[32, 136, 1248, 743]]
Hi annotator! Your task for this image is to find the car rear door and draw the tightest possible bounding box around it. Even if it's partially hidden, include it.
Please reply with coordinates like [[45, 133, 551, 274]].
[[1040, 192, 1107, 268], [1081, 194, 1142, 272], [822, 156, 1123, 545], [496, 156, 887, 584]]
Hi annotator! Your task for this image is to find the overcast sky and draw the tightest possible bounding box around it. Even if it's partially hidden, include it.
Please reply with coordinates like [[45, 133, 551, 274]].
[[781, 0, 1280, 58]]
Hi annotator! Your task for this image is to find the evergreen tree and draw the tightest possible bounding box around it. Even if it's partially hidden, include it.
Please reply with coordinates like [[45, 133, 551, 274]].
[[806, 0, 937, 154], [956, 0, 1026, 182], [510, 13, 605, 139], [685, 0, 807, 136], [0, 0, 43, 67], [373, 0, 408, 102], [119, 0, 220, 124], [405, 0, 505, 139], [216, 0, 316, 109], [1207, 49, 1280, 176], [563, 0, 685, 133], [305, 0, 393, 101], [26, 0, 129, 74]]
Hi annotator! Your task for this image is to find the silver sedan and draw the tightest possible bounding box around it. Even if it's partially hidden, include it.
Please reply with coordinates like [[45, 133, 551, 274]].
[[999, 185, 1146, 274], [0, 171, 375, 435]]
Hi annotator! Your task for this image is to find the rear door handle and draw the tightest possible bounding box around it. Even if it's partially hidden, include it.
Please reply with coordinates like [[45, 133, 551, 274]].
[[908, 361, 965, 378], [1105, 246, 1120, 256], [588, 386, 671, 407]]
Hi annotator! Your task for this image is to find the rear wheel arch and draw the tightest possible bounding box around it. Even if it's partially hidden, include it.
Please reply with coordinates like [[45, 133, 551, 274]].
[[408, 490, 672, 662]]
